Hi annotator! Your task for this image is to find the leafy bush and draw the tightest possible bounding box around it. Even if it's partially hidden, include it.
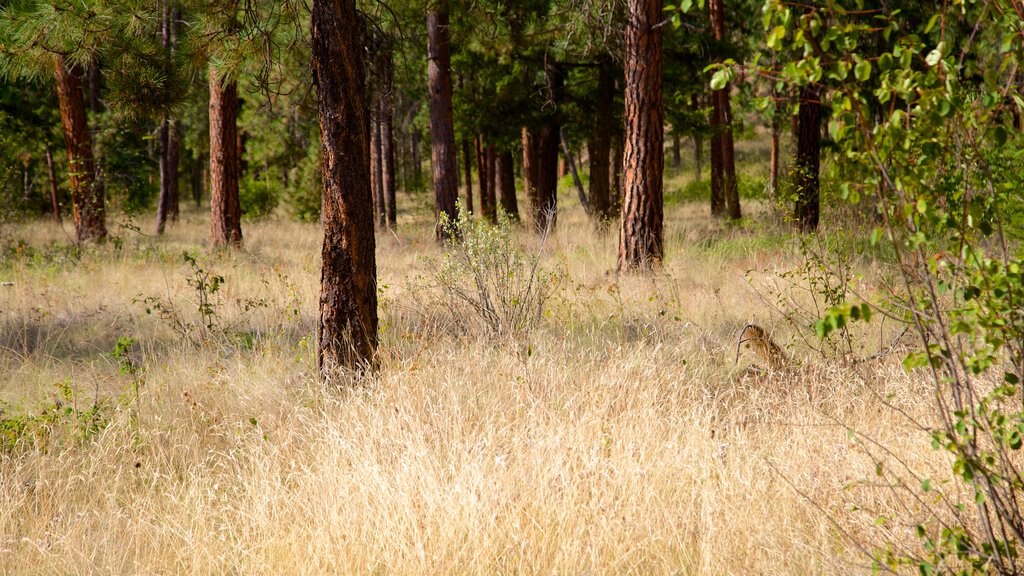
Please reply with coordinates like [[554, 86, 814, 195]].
[[240, 175, 279, 218], [431, 208, 560, 338]]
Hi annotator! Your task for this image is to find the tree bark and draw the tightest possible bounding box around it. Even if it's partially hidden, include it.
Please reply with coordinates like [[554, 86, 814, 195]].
[[611, 129, 623, 213], [45, 143, 60, 224], [372, 107, 385, 228], [209, 66, 242, 247], [426, 9, 459, 240], [410, 126, 422, 189], [496, 149, 519, 221], [156, 3, 173, 234], [522, 127, 543, 231], [795, 83, 821, 233], [380, 53, 397, 229], [534, 61, 563, 233], [462, 137, 474, 213], [710, 108, 724, 216], [692, 93, 703, 183], [474, 135, 487, 216], [709, 0, 740, 220], [312, 0, 378, 375], [589, 63, 613, 224], [769, 104, 781, 199], [484, 144, 497, 223], [54, 56, 106, 243], [618, 0, 664, 270]]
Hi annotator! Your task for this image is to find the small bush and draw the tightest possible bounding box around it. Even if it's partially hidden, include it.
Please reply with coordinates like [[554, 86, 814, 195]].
[[432, 208, 560, 338], [240, 176, 279, 218]]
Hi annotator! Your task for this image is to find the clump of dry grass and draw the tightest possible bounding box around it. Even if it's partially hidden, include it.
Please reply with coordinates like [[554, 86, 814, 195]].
[[0, 200, 948, 574]]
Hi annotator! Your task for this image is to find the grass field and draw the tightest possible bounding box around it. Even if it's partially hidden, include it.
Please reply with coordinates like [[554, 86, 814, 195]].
[[0, 148, 948, 574]]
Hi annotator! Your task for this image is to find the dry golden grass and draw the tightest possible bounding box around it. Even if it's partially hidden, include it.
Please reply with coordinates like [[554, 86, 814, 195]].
[[0, 193, 949, 574]]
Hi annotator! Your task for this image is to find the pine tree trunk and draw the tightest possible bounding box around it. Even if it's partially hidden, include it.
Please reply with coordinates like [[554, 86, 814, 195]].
[[484, 145, 497, 223], [209, 67, 242, 247], [312, 0, 378, 375], [496, 149, 519, 221], [618, 0, 664, 270], [54, 56, 106, 243], [45, 143, 60, 224], [372, 109, 385, 228], [475, 135, 487, 216], [380, 55, 397, 229], [589, 63, 613, 225], [795, 83, 821, 233], [709, 0, 740, 220], [692, 93, 703, 182], [157, 115, 172, 234], [426, 9, 459, 240], [534, 61, 563, 233], [611, 130, 624, 213], [710, 111, 724, 215], [168, 121, 180, 220], [156, 3, 173, 234], [522, 127, 543, 231], [462, 138, 474, 213]]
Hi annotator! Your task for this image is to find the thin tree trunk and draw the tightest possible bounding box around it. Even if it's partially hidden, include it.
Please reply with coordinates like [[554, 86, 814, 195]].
[[462, 138, 473, 213], [484, 145, 497, 223], [709, 0, 740, 220], [611, 129, 624, 213], [312, 0, 378, 375], [474, 135, 487, 216], [709, 98, 725, 216], [168, 121, 180, 221], [692, 93, 703, 182], [209, 66, 242, 247], [560, 127, 589, 215], [156, 2, 172, 234], [618, 0, 664, 270], [590, 63, 613, 224], [426, 9, 459, 239], [522, 127, 543, 231], [380, 53, 397, 229], [372, 106, 385, 228], [45, 143, 60, 224], [795, 83, 821, 233], [535, 61, 563, 233], [54, 56, 106, 243], [496, 149, 519, 220]]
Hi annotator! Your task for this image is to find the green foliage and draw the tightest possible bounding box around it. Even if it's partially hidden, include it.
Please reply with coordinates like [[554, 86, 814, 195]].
[[0, 380, 110, 454], [766, 0, 1024, 570], [239, 175, 279, 219]]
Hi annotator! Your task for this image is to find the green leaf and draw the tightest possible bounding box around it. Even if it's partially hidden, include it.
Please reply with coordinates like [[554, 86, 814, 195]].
[[855, 58, 872, 82], [710, 69, 730, 91]]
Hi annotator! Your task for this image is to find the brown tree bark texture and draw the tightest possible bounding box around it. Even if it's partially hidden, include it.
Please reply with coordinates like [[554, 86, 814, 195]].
[[380, 62, 398, 228], [618, 0, 665, 270], [484, 145, 497, 223], [462, 138, 474, 213], [426, 10, 459, 239], [209, 68, 242, 247], [372, 110, 385, 227], [709, 0, 740, 220], [522, 127, 543, 230], [535, 62, 563, 233], [496, 149, 519, 220], [589, 64, 613, 224], [54, 56, 106, 243], [795, 83, 821, 233], [312, 0, 378, 374], [476, 135, 488, 215]]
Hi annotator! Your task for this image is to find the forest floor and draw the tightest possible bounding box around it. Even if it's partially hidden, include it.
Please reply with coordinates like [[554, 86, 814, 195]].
[[0, 148, 947, 574]]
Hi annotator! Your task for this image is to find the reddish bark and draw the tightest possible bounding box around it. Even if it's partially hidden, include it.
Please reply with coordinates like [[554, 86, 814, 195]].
[[589, 63, 613, 224], [54, 56, 106, 243], [426, 9, 459, 239], [312, 0, 378, 374], [618, 0, 664, 270], [496, 149, 519, 221], [209, 66, 242, 247]]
